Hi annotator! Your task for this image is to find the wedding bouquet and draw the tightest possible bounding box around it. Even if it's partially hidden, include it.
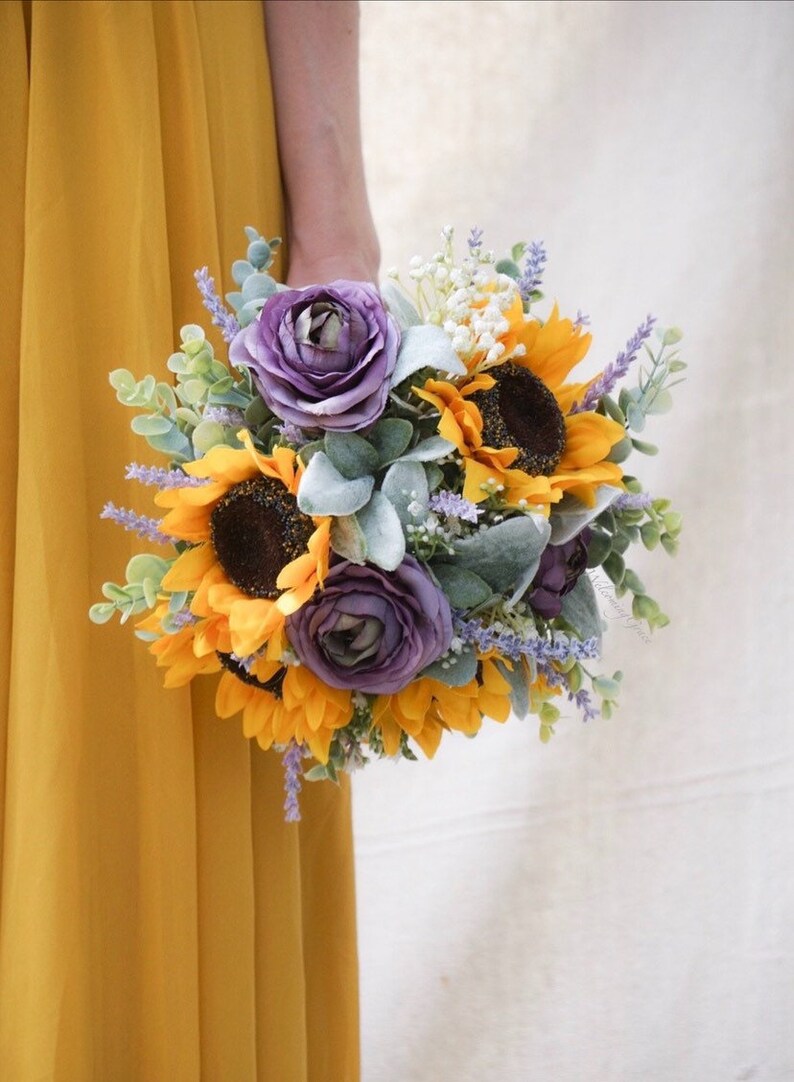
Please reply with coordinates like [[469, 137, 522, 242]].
[[90, 226, 684, 818]]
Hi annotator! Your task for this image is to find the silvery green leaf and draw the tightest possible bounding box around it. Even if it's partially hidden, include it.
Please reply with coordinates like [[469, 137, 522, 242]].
[[607, 436, 633, 464], [645, 388, 673, 415], [593, 675, 621, 699], [560, 574, 604, 645], [453, 515, 550, 594], [356, 492, 406, 571], [389, 324, 466, 388], [247, 239, 271, 269], [495, 659, 530, 719], [661, 327, 683, 346], [192, 419, 226, 453], [495, 258, 521, 280], [380, 460, 428, 526], [424, 463, 444, 492], [421, 645, 477, 687], [297, 439, 324, 466], [601, 395, 626, 424], [297, 452, 374, 516], [168, 591, 188, 613], [396, 435, 456, 463], [156, 382, 178, 415], [166, 353, 189, 375], [148, 428, 192, 457], [431, 564, 492, 609], [626, 401, 645, 432], [631, 438, 658, 455], [369, 417, 413, 465], [241, 273, 277, 304], [88, 602, 116, 625], [244, 225, 259, 243], [210, 376, 234, 396], [225, 290, 243, 311], [324, 431, 380, 480], [142, 577, 159, 608], [109, 368, 136, 393], [330, 514, 368, 564], [548, 485, 622, 545], [102, 582, 130, 603], [379, 280, 422, 330], [179, 379, 207, 406], [126, 554, 171, 585], [244, 397, 270, 426], [131, 414, 172, 437], [232, 259, 254, 286]]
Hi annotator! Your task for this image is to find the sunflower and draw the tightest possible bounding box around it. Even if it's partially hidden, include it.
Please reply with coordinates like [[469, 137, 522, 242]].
[[155, 430, 330, 659], [416, 302, 626, 511], [371, 659, 514, 759], [213, 658, 351, 763]]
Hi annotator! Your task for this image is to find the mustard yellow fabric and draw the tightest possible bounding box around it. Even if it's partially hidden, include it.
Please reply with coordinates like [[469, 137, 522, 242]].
[[0, 2, 360, 1078]]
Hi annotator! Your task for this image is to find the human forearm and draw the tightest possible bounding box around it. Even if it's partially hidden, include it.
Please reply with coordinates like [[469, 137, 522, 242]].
[[263, 0, 380, 284]]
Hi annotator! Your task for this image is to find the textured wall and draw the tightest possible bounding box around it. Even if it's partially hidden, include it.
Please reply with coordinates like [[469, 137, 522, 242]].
[[354, 3, 793, 1080]]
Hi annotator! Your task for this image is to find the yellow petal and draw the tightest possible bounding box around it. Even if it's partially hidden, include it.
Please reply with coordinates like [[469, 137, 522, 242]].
[[161, 543, 216, 592]]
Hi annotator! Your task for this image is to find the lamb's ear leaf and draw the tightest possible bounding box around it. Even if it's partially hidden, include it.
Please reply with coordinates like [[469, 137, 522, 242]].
[[296, 452, 373, 516]]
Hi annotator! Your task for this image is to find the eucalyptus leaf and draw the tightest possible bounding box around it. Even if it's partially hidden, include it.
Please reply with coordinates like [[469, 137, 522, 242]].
[[369, 417, 413, 465], [626, 401, 645, 432], [548, 485, 622, 545], [495, 258, 521, 280], [126, 554, 171, 585], [241, 273, 277, 304], [88, 602, 116, 625], [560, 574, 604, 644], [379, 280, 422, 330], [147, 427, 192, 457], [389, 324, 467, 388], [430, 563, 493, 609], [324, 431, 380, 480], [356, 491, 406, 571], [297, 452, 374, 516], [631, 438, 658, 455], [232, 259, 255, 286], [130, 414, 172, 437], [646, 388, 673, 415], [330, 514, 368, 564], [380, 460, 429, 526], [585, 529, 612, 568], [421, 645, 477, 687], [606, 436, 633, 464], [424, 463, 444, 492]]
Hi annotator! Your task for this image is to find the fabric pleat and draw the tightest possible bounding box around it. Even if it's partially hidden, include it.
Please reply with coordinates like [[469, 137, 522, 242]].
[[0, 3, 360, 1079]]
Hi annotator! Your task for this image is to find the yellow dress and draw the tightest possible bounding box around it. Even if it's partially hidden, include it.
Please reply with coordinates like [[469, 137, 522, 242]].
[[0, 2, 359, 1078]]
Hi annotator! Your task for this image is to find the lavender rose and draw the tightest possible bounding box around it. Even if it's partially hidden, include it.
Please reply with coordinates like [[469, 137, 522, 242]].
[[286, 557, 452, 695], [527, 527, 592, 619], [230, 280, 399, 432]]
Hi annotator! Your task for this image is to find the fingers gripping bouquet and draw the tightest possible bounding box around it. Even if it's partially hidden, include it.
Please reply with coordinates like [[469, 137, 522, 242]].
[[91, 227, 684, 818]]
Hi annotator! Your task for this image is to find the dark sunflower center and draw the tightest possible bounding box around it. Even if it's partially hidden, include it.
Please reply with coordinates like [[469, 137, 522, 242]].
[[472, 363, 566, 476], [217, 652, 286, 696], [209, 475, 314, 599]]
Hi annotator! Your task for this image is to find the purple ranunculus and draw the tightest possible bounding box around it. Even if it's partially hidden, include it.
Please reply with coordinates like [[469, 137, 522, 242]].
[[527, 527, 592, 619], [230, 280, 399, 433], [286, 557, 452, 695]]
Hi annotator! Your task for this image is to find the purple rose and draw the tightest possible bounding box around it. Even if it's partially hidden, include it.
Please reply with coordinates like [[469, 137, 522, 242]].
[[230, 280, 399, 432], [527, 528, 592, 618], [286, 557, 452, 695]]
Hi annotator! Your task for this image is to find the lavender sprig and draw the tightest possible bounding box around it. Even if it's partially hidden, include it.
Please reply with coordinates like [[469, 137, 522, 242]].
[[572, 314, 656, 413], [203, 405, 247, 428], [275, 421, 306, 446], [454, 616, 599, 664], [573, 309, 590, 328], [125, 463, 209, 489], [567, 687, 599, 722], [612, 492, 653, 512], [467, 226, 484, 251], [194, 267, 241, 344], [100, 502, 176, 546], [517, 240, 547, 302], [428, 491, 482, 524], [282, 740, 305, 823]]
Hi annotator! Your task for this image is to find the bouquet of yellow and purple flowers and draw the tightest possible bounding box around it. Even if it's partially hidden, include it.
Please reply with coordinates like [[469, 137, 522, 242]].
[[91, 226, 683, 818]]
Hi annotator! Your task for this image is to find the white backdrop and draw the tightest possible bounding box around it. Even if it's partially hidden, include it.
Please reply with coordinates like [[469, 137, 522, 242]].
[[353, 2, 794, 1080]]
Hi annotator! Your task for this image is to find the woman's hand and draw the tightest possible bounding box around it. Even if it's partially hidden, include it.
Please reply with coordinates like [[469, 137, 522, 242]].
[[264, 1, 381, 289]]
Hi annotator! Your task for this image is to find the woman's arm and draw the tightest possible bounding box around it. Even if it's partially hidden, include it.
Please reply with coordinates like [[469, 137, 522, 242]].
[[263, 0, 380, 286]]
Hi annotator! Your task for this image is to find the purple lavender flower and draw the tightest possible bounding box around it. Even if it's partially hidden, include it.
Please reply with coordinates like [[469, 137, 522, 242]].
[[467, 226, 484, 251], [194, 267, 241, 344], [230, 280, 399, 432], [517, 241, 547, 302], [428, 491, 481, 524], [612, 492, 652, 511], [453, 616, 599, 665], [573, 310, 590, 328], [527, 528, 592, 619], [202, 406, 247, 428], [286, 557, 452, 695], [125, 463, 209, 489], [572, 315, 656, 413], [282, 740, 304, 822], [100, 502, 176, 546]]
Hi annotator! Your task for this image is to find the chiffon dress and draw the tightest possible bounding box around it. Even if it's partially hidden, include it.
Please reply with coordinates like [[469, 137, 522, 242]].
[[0, 2, 359, 1078]]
